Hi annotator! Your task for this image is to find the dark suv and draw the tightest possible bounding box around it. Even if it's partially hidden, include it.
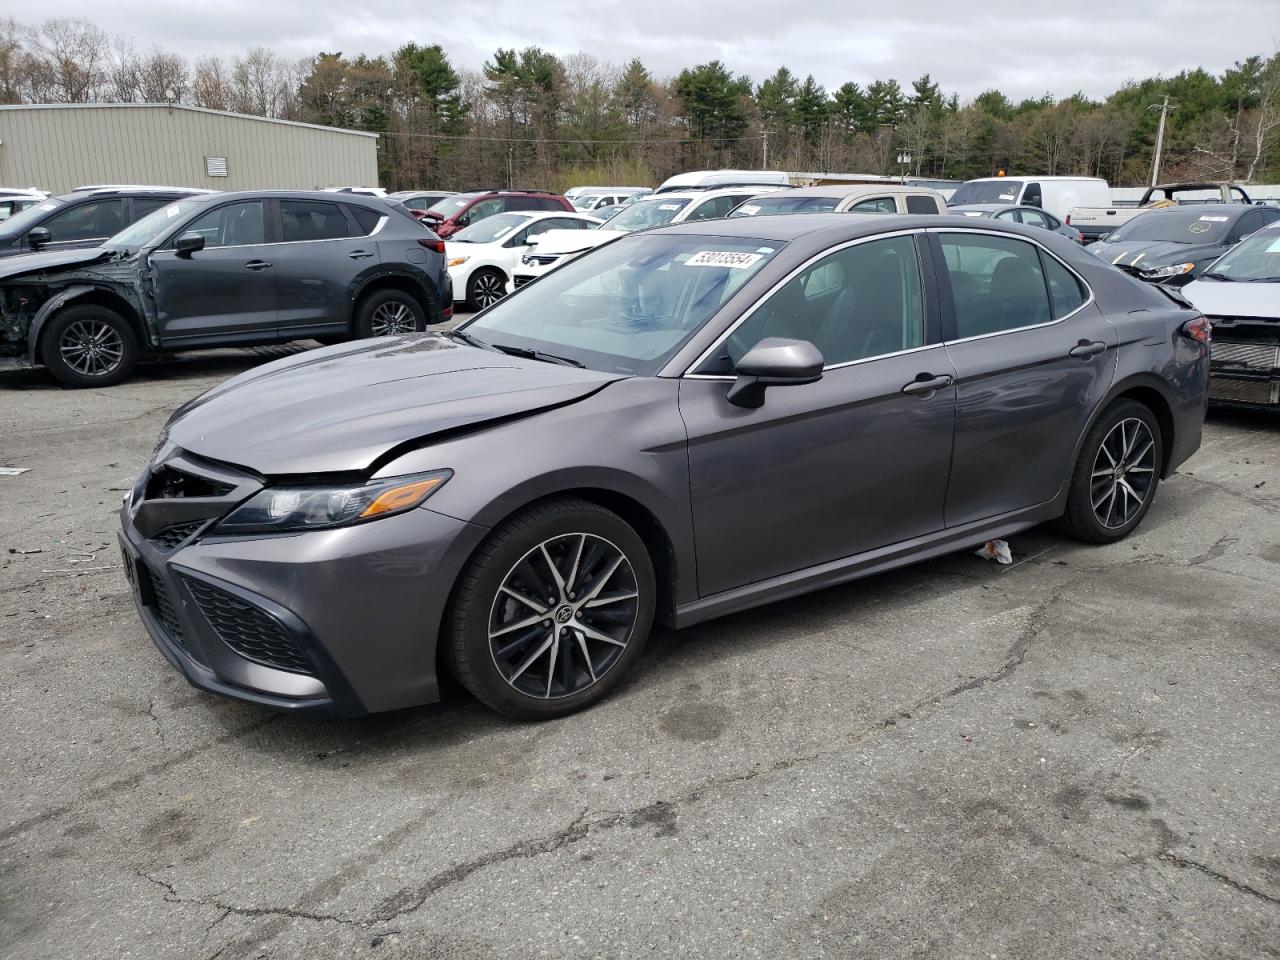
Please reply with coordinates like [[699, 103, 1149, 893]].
[[0, 190, 450, 387], [421, 190, 573, 238], [0, 186, 210, 259]]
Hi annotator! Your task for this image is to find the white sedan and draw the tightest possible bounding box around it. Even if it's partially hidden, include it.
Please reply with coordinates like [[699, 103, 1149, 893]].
[[446, 211, 601, 310]]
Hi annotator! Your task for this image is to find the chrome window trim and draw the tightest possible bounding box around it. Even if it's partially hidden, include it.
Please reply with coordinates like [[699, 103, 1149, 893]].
[[927, 227, 1096, 343], [681, 228, 929, 377]]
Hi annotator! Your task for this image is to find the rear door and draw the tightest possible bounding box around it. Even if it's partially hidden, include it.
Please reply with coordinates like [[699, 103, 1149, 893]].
[[274, 198, 368, 337], [680, 232, 957, 595], [149, 199, 278, 344], [930, 229, 1117, 526]]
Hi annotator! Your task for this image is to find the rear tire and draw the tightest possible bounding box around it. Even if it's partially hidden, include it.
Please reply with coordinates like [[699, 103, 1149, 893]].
[[1056, 400, 1163, 544], [447, 498, 656, 720], [40, 304, 138, 388], [354, 289, 426, 338]]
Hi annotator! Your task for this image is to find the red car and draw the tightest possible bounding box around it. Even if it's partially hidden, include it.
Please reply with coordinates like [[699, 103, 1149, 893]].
[[421, 190, 574, 238]]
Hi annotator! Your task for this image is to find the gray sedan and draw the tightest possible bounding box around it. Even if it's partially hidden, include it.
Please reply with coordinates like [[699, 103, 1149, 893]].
[[949, 203, 1085, 243], [120, 215, 1208, 720]]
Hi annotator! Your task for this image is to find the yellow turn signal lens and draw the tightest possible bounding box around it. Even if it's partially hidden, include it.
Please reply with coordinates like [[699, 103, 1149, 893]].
[[359, 477, 447, 518]]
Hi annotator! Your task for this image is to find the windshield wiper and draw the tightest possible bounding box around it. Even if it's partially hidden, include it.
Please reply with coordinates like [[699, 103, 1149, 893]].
[[488, 343, 584, 367], [446, 329, 488, 348], [1198, 272, 1234, 281]]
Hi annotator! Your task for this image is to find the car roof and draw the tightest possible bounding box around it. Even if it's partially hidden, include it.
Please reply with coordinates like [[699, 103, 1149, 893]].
[[633, 188, 767, 202], [69, 185, 216, 195], [1128, 203, 1255, 220], [652, 212, 1069, 246], [962, 176, 1107, 183], [159, 189, 403, 209], [752, 184, 940, 200]]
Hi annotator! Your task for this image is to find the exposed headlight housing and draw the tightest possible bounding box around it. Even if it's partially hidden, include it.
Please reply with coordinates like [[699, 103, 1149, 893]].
[[1139, 261, 1195, 280], [215, 471, 451, 536]]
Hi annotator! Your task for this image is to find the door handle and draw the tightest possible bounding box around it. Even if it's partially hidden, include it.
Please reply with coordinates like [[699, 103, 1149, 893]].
[[244, 260, 273, 271], [902, 374, 954, 396], [1068, 340, 1106, 359], [348, 249, 374, 259]]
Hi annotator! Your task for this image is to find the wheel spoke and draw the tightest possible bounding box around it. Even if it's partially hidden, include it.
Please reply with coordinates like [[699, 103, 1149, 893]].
[[499, 585, 549, 614], [494, 624, 545, 660], [509, 633, 555, 683], [489, 611, 547, 640], [544, 630, 561, 697], [585, 590, 638, 608], [565, 535, 586, 596], [540, 542, 567, 598], [573, 631, 597, 683], [572, 620, 627, 648], [582, 554, 625, 603]]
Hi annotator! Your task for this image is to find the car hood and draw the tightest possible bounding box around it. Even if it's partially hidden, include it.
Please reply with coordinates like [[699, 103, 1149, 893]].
[[532, 229, 624, 256], [166, 334, 626, 476], [1181, 279, 1280, 320], [1087, 239, 1222, 269], [0, 246, 113, 279]]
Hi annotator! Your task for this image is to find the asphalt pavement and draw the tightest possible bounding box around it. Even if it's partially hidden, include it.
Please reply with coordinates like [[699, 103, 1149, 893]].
[[1, 343, 1277, 959]]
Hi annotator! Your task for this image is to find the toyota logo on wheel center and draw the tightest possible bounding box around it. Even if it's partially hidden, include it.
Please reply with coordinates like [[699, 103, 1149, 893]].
[[554, 604, 574, 624]]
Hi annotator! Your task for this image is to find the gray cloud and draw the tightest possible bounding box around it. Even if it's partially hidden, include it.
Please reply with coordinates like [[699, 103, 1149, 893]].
[[10, 0, 1278, 99]]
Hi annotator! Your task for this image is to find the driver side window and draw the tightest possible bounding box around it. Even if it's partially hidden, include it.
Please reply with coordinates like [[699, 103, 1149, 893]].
[[721, 236, 925, 369], [182, 201, 266, 248]]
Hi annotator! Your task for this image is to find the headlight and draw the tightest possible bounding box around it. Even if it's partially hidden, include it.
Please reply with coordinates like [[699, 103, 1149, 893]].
[[215, 471, 451, 536], [1139, 262, 1195, 280], [447, 256, 470, 268]]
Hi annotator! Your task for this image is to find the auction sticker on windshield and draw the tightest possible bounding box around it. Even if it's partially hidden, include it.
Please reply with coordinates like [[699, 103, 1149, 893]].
[[686, 251, 764, 269], [1198, 215, 1229, 222], [659, 204, 681, 210]]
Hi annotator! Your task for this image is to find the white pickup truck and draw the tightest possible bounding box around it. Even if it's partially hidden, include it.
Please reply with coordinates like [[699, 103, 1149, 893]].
[[1067, 182, 1255, 243]]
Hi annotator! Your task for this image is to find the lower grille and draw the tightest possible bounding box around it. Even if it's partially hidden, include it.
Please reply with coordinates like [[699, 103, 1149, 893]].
[[183, 578, 313, 675], [1212, 340, 1279, 372], [1208, 376, 1278, 406], [513, 275, 532, 288], [150, 520, 205, 551], [139, 564, 185, 644]]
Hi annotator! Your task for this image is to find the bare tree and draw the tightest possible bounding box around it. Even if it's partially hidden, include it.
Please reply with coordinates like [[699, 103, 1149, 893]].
[[0, 17, 26, 103], [1245, 52, 1280, 182], [26, 18, 109, 102], [138, 50, 188, 102], [191, 55, 231, 110]]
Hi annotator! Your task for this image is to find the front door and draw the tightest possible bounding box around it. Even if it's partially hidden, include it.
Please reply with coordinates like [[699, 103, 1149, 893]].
[[149, 200, 278, 345], [931, 229, 1117, 527], [681, 233, 957, 596]]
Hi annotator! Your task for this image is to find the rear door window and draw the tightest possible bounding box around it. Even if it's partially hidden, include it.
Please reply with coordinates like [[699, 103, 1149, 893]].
[[280, 200, 351, 242], [940, 233, 1054, 338], [905, 195, 939, 214]]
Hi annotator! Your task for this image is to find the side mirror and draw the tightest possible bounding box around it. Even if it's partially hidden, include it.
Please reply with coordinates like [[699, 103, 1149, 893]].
[[174, 232, 205, 257], [27, 226, 52, 249], [726, 337, 824, 408], [526, 235, 542, 246]]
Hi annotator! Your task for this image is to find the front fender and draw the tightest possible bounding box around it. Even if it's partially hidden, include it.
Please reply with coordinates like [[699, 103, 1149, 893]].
[[26, 284, 98, 365]]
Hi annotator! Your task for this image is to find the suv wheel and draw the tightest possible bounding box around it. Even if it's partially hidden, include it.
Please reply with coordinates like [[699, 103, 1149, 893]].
[[1057, 399, 1163, 544], [40, 305, 138, 388], [447, 498, 656, 719], [355, 289, 426, 338], [466, 268, 507, 311]]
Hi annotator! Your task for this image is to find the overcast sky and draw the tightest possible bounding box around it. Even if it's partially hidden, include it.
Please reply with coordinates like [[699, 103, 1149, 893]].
[[9, 0, 1278, 100]]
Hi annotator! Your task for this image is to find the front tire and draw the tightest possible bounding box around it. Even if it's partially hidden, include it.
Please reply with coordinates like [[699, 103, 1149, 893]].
[[40, 304, 138, 388], [1057, 400, 1163, 544], [466, 268, 507, 312], [354, 289, 426, 338], [448, 498, 656, 720]]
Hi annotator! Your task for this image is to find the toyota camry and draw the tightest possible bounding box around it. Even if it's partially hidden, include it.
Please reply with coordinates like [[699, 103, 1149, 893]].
[[120, 215, 1209, 719]]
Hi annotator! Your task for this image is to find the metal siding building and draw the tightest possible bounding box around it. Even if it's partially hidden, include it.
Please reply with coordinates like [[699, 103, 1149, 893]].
[[0, 104, 378, 194]]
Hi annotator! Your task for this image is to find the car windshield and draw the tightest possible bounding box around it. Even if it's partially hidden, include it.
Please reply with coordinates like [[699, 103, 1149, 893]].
[[600, 198, 690, 232], [102, 197, 207, 253], [1201, 229, 1280, 281], [461, 233, 781, 375], [425, 195, 476, 217], [0, 197, 66, 238], [1107, 210, 1232, 244], [729, 196, 839, 217], [947, 180, 1024, 206], [451, 213, 531, 244]]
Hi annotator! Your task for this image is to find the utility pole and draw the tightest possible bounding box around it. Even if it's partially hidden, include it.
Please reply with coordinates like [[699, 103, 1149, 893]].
[[1149, 95, 1175, 187], [762, 130, 769, 169]]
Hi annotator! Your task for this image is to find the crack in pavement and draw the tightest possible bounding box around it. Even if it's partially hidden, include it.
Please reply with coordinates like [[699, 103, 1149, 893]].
[[1187, 535, 1240, 566], [138, 871, 366, 928], [1178, 473, 1280, 516], [146, 696, 166, 748], [1157, 851, 1280, 906]]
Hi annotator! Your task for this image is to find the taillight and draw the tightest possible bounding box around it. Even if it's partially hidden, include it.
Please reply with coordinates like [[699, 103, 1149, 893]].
[[418, 238, 446, 254], [1064, 214, 1071, 224], [1075, 229, 1085, 244], [1181, 316, 1211, 343], [441, 304, 453, 318]]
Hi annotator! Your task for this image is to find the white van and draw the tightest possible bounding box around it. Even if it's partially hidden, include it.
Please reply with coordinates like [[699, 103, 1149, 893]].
[[655, 170, 792, 194], [946, 176, 1109, 221]]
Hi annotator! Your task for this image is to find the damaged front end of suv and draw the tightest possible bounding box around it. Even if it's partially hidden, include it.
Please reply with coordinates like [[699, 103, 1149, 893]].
[[0, 249, 150, 378]]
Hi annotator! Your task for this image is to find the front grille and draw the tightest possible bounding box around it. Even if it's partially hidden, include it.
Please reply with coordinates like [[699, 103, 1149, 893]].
[[513, 275, 532, 288], [1212, 340, 1280, 372], [145, 466, 233, 501], [183, 578, 313, 675], [1208, 376, 1278, 406], [138, 564, 185, 644], [150, 520, 205, 551]]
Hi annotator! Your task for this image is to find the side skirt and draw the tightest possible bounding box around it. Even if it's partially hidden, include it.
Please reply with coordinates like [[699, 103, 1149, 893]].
[[672, 503, 1060, 629]]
